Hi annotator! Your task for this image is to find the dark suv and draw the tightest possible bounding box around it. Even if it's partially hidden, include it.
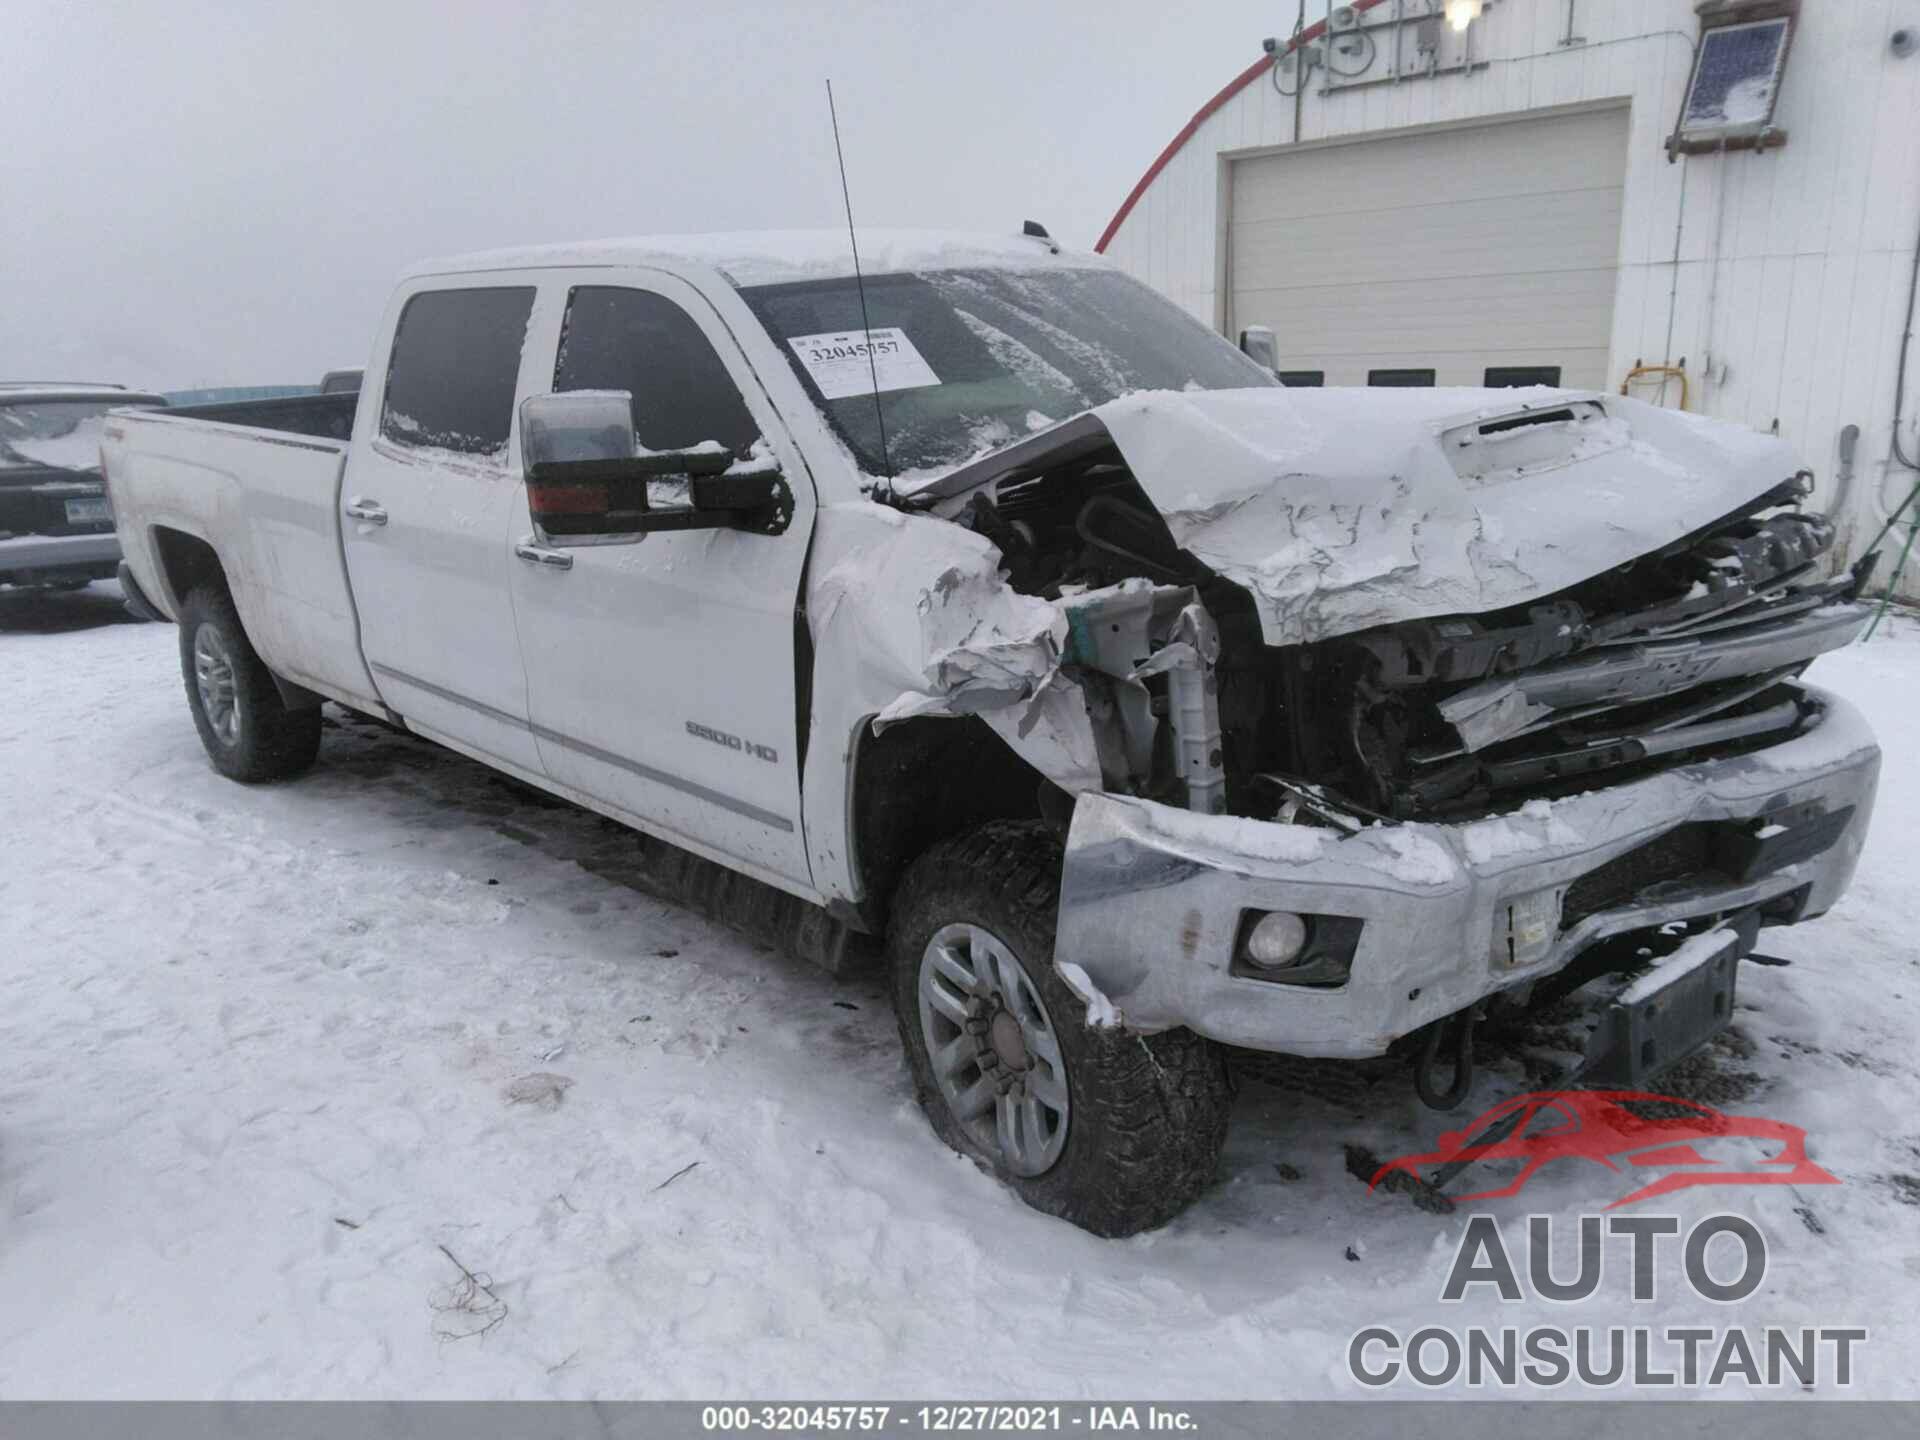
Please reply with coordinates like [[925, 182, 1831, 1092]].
[[0, 385, 166, 588]]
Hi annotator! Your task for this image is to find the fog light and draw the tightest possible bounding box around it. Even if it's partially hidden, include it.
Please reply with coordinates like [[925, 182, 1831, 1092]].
[[1243, 911, 1309, 969], [1234, 911, 1365, 987]]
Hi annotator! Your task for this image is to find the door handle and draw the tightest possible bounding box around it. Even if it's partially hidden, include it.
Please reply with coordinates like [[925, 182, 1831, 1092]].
[[515, 540, 575, 571], [344, 497, 388, 525]]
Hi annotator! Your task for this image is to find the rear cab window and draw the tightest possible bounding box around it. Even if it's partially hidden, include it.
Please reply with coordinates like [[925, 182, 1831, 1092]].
[[380, 287, 536, 461]]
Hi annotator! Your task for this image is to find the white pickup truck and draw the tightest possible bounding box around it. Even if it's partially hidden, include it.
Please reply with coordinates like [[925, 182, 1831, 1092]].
[[105, 230, 1881, 1235]]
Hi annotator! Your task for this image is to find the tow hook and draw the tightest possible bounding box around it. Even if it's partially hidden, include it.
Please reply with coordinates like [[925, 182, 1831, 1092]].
[[1412, 1005, 1479, 1111]]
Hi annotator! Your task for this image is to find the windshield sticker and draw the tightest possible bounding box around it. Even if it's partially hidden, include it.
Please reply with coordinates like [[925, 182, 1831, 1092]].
[[786, 328, 940, 400]]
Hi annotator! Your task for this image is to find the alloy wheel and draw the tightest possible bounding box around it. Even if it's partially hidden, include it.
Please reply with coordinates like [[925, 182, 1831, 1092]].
[[917, 921, 1071, 1177]]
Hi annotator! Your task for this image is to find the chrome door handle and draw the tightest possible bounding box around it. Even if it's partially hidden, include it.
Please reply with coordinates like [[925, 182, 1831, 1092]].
[[515, 541, 574, 571], [343, 497, 388, 525]]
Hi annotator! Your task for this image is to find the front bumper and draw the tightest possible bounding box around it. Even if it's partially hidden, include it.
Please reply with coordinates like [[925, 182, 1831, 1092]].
[[0, 529, 121, 580], [1054, 683, 1879, 1058]]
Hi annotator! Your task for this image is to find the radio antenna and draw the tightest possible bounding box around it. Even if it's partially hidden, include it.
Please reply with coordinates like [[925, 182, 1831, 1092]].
[[826, 79, 893, 484]]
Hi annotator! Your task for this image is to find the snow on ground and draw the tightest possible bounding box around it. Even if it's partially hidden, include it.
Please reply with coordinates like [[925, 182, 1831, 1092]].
[[2, 584, 1919, 1399]]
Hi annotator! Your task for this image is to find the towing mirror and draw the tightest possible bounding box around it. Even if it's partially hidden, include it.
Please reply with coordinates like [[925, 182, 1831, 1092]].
[[521, 389, 635, 468], [519, 391, 791, 542]]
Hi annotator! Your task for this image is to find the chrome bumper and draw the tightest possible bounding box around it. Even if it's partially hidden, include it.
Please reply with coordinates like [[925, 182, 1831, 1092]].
[[0, 530, 121, 576], [1053, 684, 1879, 1058]]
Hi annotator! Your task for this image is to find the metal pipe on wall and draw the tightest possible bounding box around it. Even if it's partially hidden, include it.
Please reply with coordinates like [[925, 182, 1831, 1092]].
[[1835, 423, 1859, 523], [1858, 212, 1920, 622]]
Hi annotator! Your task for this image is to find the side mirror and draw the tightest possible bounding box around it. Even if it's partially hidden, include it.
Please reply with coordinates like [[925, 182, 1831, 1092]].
[[1237, 324, 1278, 374], [519, 391, 791, 542]]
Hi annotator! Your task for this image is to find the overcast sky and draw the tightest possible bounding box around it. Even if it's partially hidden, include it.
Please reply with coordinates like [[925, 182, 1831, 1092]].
[[2, 0, 1285, 391]]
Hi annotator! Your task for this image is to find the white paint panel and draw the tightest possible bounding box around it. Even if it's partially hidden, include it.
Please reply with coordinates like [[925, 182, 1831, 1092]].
[[1227, 106, 1630, 388]]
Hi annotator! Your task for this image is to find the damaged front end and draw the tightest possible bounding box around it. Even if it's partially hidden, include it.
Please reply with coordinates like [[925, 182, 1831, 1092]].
[[867, 412, 1250, 815], [891, 396, 1873, 833], [863, 387, 1879, 1078], [1255, 478, 1873, 825]]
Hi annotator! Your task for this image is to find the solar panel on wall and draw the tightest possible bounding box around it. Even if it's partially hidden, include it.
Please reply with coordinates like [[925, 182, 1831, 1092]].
[[1680, 17, 1791, 139]]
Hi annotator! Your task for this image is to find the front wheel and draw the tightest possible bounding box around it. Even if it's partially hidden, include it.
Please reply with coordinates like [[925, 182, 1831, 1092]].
[[889, 821, 1231, 1236], [177, 586, 322, 782]]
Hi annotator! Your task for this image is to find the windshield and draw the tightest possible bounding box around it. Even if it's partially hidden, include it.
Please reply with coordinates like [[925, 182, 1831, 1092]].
[[0, 400, 153, 471], [736, 266, 1275, 478]]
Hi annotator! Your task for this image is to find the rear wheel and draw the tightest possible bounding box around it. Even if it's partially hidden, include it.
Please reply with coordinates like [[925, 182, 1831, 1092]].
[[889, 821, 1231, 1236], [177, 586, 321, 782]]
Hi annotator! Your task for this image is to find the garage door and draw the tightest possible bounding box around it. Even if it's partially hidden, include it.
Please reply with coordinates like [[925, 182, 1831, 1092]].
[[1226, 106, 1629, 390]]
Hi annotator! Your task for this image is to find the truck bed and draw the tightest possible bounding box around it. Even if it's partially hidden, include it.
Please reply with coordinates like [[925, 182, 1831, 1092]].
[[104, 398, 382, 711], [162, 391, 358, 443]]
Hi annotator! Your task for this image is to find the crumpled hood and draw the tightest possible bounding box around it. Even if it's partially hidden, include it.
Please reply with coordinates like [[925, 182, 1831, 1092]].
[[1093, 386, 1803, 647]]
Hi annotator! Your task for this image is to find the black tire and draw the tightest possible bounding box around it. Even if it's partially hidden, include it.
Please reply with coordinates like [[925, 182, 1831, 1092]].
[[177, 586, 322, 783], [889, 821, 1231, 1236]]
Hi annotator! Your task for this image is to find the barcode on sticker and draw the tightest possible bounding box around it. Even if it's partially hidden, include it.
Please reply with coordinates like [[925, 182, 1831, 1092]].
[[787, 328, 940, 400]]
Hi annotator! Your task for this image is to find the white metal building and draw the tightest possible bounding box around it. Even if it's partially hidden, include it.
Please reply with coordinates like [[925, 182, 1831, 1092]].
[[1097, 0, 1920, 595]]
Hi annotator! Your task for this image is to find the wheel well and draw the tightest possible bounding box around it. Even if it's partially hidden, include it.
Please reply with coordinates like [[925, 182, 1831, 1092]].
[[849, 715, 1065, 933], [152, 527, 227, 610], [150, 527, 321, 710]]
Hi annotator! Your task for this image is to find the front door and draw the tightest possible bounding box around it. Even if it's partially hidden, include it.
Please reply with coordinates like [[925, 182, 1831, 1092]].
[[342, 282, 544, 775], [508, 274, 817, 892]]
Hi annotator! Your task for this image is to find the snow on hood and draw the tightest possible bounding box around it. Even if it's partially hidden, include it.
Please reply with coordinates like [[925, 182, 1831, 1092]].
[[1092, 386, 1802, 647]]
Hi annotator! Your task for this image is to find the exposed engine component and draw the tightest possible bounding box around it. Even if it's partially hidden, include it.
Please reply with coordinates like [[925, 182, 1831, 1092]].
[[1272, 486, 1862, 822], [948, 450, 1863, 827], [1056, 581, 1227, 813]]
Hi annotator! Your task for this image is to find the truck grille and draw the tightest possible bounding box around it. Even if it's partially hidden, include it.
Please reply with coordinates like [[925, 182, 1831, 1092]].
[[1561, 825, 1719, 930], [1559, 801, 1853, 932]]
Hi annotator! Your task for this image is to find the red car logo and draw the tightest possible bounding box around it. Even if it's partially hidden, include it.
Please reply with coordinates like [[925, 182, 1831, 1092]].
[[1371, 1090, 1839, 1210]]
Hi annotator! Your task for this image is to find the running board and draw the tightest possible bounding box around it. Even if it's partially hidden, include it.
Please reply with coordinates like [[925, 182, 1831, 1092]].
[[627, 835, 882, 978]]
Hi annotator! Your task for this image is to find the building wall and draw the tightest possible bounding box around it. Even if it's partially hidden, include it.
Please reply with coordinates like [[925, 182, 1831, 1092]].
[[1100, 0, 1920, 586]]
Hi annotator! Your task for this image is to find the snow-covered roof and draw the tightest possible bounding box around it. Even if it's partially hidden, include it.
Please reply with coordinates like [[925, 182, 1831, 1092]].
[[406, 228, 1102, 288]]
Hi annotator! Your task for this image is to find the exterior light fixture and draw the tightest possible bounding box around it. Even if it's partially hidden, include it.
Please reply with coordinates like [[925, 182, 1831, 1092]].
[[1444, 0, 1484, 32]]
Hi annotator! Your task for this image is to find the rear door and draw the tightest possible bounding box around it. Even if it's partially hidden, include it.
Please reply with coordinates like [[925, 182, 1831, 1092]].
[[342, 281, 545, 775], [507, 272, 817, 892]]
